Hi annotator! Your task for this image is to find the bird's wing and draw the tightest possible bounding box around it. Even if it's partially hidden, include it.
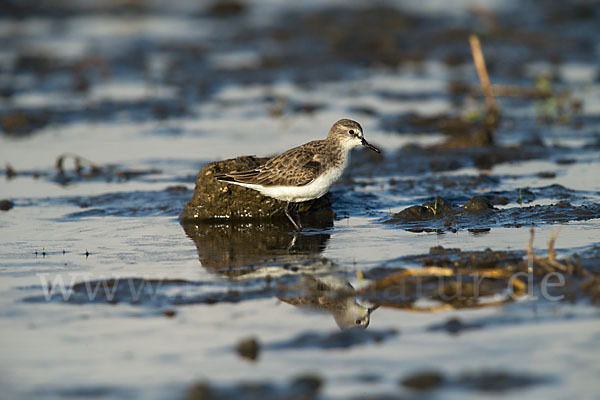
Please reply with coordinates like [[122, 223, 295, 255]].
[[216, 141, 326, 187]]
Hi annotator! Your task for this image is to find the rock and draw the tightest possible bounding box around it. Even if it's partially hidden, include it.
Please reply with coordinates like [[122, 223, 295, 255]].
[[180, 156, 333, 221], [236, 337, 260, 361], [207, 0, 246, 17], [389, 197, 454, 221], [400, 371, 445, 390], [462, 196, 495, 213], [164, 309, 176, 318], [429, 246, 460, 255], [289, 374, 322, 395], [391, 205, 435, 221]]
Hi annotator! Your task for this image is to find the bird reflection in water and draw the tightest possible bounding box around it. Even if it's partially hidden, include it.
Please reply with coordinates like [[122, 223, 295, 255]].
[[181, 217, 377, 329], [278, 274, 378, 330]]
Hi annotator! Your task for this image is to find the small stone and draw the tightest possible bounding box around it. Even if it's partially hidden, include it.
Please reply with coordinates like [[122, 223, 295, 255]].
[[186, 382, 214, 400], [5, 164, 17, 179], [236, 337, 260, 361], [462, 196, 494, 213], [0, 200, 14, 211], [290, 374, 322, 396], [401, 371, 444, 390]]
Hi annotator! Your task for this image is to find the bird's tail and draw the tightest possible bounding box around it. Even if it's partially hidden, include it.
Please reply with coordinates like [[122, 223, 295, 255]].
[[214, 169, 260, 184]]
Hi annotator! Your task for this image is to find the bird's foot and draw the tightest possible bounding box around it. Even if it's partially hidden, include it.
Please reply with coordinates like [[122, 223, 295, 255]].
[[284, 202, 302, 231]]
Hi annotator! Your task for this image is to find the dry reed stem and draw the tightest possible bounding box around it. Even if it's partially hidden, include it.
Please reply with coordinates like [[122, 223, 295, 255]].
[[469, 34, 496, 109]]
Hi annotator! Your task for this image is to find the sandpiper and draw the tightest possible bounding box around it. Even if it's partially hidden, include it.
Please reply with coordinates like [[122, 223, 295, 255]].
[[215, 119, 380, 230], [278, 274, 378, 330]]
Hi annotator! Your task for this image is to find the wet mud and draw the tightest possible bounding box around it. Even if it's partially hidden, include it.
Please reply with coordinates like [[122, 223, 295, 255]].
[[266, 328, 397, 350], [186, 374, 322, 400], [387, 195, 600, 232], [400, 369, 550, 393], [0, 199, 15, 211], [2, 1, 600, 399]]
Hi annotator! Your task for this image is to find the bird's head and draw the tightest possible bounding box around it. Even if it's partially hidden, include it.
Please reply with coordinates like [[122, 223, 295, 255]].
[[333, 302, 379, 330], [328, 119, 380, 153]]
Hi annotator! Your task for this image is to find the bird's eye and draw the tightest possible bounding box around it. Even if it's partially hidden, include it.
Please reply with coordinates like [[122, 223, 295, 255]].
[[349, 130, 355, 135], [355, 319, 362, 325]]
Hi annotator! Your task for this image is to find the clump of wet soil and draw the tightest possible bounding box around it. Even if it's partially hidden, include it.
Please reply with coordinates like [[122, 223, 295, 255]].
[[186, 374, 322, 400], [427, 317, 484, 335], [360, 230, 600, 310], [387, 195, 600, 232], [402, 246, 524, 272], [0, 200, 14, 211], [180, 156, 334, 221], [400, 369, 549, 393], [236, 337, 260, 361], [266, 329, 397, 350]]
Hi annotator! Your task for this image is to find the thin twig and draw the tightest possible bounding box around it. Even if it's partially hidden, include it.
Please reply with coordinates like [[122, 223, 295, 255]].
[[469, 34, 496, 109]]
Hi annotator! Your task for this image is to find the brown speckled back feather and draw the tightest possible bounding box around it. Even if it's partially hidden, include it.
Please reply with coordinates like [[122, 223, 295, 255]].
[[215, 140, 343, 187]]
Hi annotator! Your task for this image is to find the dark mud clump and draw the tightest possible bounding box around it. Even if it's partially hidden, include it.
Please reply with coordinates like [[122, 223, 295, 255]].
[[400, 371, 445, 391], [186, 374, 322, 400], [180, 156, 333, 221], [457, 370, 550, 392], [427, 317, 484, 335], [399, 370, 549, 393], [389, 197, 460, 221], [365, 229, 600, 310], [236, 337, 260, 362], [387, 195, 600, 232], [0, 200, 14, 211], [401, 246, 524, 272], [267, 329, 397, 350], [386, 195, 495, 231], [1, 112, 50, 136], [207, 0, 246, 18], [360, 271, 517, 310]]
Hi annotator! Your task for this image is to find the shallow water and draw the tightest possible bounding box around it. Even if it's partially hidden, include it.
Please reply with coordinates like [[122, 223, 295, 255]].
[[1, 0, 600, 399]]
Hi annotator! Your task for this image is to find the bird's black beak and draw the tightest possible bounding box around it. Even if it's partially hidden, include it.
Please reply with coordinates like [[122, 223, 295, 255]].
[[362, 138, 380, 153], [367, 305, 380, 315]]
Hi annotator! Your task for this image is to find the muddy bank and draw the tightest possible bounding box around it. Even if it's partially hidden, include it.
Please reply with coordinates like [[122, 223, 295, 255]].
[[186, 374, 322, 400], [386, 195, 600, 232], [185, 367, 549, 400], [180, 156, 334, 222], [360, 232, 600, 311], [400, 369, 550, 393]]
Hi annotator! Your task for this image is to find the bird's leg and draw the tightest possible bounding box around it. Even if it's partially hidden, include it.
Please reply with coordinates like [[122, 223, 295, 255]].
[[287, 232, 299, 252], [284, 201, 301, 231], [293, 202, 303, 229]]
